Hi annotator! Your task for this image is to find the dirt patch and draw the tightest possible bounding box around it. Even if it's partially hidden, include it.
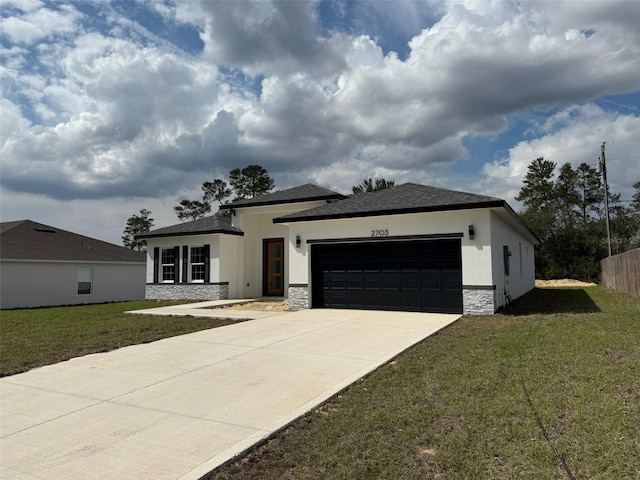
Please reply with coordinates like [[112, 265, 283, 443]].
[[536, 279, 597, 287], [222, 300, 289, 312]]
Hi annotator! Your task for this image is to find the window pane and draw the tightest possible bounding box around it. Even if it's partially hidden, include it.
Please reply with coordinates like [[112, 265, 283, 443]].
[[191, 247, 204, 264], [77, 268, 92, 282], [270, 260, 282, 274], [162, 266, 175, 281], [162, 248, 175, 264], [270, 276, 283, 290], [77, 268, 92, 295], [270, 242, 282, 258], [192, 264, 205, 280]]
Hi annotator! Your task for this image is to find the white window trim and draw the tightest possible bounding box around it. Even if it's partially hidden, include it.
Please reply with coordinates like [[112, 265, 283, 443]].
[[161, 248, 176, 283], [77, 267, 93, 295], [190, 246, 205, 283]]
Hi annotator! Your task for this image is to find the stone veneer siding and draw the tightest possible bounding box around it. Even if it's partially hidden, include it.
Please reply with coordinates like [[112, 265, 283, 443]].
[[462, 287, 496, 315], [288, 284, 309, 311], [146, 283, 229, 301]]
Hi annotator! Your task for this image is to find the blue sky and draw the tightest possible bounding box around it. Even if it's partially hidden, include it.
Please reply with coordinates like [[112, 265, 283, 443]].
[[1, 0, 639, 244]]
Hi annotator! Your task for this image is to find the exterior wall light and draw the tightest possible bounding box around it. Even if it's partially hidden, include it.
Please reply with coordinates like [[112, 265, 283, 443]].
[[296, 235, 301, 248], [468, 225, 475, 240]]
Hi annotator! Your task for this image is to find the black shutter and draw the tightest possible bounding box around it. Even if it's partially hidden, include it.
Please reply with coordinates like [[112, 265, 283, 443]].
[[204, 244, 210, 283], [174, 246, 180, 283], [182, 246, 189, 283], [153, 247, 159, 283]]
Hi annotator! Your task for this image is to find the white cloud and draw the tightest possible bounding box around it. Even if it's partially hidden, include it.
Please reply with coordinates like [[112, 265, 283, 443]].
[[0, 0, 43, 13], [1, 0, 639, 241], [478, 104, 640, 205], [0, 98, 31, 141], [0, 3, 81, 45], [198, 0, 346, 77]]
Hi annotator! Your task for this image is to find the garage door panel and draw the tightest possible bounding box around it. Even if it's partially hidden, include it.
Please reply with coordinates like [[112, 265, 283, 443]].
[[383, 277, 400, 289], [442, 294, 463, 312], [443, 278, 462, 290], [401, 278, 420, 290], [311, 239, 462, 314], [327, 291, 347, 306], [399, 295, 420, 309], [365, 294, 382, 308], [382, 293, 402, 308], [420, 277, 441, 289]]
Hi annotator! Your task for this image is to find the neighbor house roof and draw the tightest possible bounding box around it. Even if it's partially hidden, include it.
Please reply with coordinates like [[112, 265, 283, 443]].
[[137, 214, 244, 239], [273, 183, 504, 222], [219, 183, 346, 209], [0, 220, 146, 262]]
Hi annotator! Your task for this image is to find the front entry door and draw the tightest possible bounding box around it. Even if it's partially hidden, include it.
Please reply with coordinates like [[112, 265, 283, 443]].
[[263, 239, 284, 296]]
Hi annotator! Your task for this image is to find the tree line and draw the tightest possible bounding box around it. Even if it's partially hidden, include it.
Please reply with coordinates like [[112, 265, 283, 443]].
[[122, 165, 393, 251], [122, 157, 639, 283], [516, 157, 640, 281]]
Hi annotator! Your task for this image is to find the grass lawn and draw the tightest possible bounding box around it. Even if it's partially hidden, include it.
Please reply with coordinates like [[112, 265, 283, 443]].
[[0, 300, 241, 376], [207, 286, 640, 480]]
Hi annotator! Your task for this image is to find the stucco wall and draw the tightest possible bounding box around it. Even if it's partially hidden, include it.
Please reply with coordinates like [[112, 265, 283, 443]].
[[144, 234, 243, 299], [489, 211, 536, 308], [219, 234, 242, 298], [145, 235, 222, 283], [233, 201, 329, 298], [284, 209, 495, 310], [1, 260, 145, 309]]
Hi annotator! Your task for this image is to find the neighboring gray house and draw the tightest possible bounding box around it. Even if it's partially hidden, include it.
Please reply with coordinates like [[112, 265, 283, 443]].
[[0, 220, 146, 309], [138, 183, 540, 314]]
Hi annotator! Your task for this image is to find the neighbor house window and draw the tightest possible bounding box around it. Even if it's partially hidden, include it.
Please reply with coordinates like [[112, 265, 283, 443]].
[[191, 246, 205, 281], [161, 248, 176, 281], [77, 268, 92, 295]]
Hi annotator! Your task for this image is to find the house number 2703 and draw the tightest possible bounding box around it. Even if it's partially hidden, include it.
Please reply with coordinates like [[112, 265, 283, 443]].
[[371, 229, 389, 237]]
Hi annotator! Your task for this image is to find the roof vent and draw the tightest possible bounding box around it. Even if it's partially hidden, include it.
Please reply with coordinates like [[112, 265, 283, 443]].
[[34, 228, 57, 233]]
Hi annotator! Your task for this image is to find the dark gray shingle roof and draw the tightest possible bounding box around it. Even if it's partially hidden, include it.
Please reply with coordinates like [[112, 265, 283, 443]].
[[274, 183, 504, 223], [137, 215, 243, 239], [0, 220, 146, 262], [220, 183, 346, 209]]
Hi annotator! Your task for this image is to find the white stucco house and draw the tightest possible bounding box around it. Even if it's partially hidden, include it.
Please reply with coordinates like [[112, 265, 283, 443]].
[[138, 183, 539, 314], [0, 220, 146, 309]]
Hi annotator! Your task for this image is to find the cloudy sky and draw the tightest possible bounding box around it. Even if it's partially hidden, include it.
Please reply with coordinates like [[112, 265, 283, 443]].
[[1, 0, 639, 245]]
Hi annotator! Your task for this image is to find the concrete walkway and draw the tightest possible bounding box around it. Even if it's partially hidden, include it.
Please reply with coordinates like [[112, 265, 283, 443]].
[[1, 307, 459, 480]]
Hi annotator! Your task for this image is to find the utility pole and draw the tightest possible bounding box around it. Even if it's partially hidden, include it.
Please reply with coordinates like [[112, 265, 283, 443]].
[[600, 142, 612, 257]]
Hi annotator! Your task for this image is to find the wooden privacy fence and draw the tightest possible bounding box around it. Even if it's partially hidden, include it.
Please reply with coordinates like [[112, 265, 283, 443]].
[[601, 248, 640, 297]]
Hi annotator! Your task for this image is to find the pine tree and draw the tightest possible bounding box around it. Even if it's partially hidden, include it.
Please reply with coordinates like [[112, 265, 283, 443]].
[[122, 209, 154, 251], [352, 178, 395, 194]]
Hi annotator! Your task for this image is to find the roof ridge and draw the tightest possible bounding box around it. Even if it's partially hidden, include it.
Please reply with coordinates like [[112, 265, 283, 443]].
[[0, 219, 28, 234], [396, 182, 500, 199], [221, 183, 346, 209]]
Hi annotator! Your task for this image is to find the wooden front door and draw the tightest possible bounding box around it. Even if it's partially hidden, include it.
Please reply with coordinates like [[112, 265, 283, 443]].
[[263, 239, 284, 296]]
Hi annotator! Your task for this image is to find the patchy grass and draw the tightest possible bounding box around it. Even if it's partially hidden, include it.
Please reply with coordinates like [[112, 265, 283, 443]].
[[207, 286, 640, 480], [0, 300, 241, 376]]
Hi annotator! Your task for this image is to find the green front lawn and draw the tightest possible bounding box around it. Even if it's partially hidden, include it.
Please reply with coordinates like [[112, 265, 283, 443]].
[[0, 300, 240, 376], [1, 288, 637, 479], [207, 286, 640, 480]]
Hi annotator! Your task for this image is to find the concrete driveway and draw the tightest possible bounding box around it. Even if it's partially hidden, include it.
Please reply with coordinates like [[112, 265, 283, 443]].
[[0, 307, 459, 480]]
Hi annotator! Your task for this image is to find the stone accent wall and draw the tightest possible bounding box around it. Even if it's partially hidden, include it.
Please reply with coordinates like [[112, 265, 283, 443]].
[[288, 284, 309, 311], [463, 287, 496, 315], [146, 283, 229, 301]]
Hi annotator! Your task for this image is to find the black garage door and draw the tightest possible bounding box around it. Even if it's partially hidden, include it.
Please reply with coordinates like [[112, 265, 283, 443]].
[[311, 239, 462, 314]]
